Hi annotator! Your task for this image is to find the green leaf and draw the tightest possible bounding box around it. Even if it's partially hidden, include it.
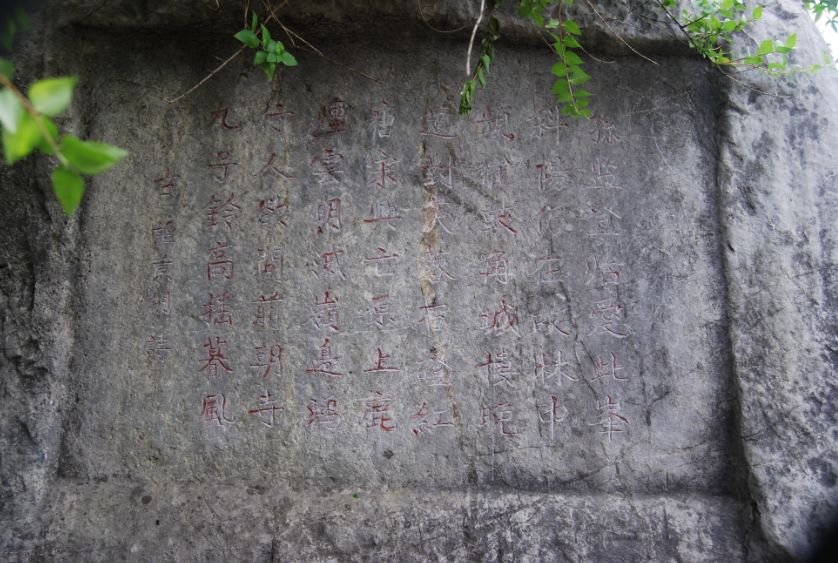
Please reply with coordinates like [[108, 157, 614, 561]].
[[0, 57, 14, 80], [2, 113, 41, 164], [546, 18, 560, 29], [563, 20, 581, 35], [261, 62, 277, 80], [481, 54, 491, 71], [52, 167, 85, 216], [261, 24, 271, 48], [59, 135, 127, 174], [266, 52, 279, 63], [564, 50, 583, 65], [785, 33, 797, 49], [775, 46, 793, 54], [280, 51, 297, 66], [722, 20, 737, 32], [28, 77, 77, 117], [234, 29, 260, 49], [744, 55, 763, 65], [0, 88, 24, 133], [752, 6, 763, 20], [35, 117, 58, 155], [757, 39, 774, 56], [477, 66, 485, 86], [551, 62, 567, 76], [564, 35, 581, 48], [254, 50, 267, 65], [251, 12, 259, 32]]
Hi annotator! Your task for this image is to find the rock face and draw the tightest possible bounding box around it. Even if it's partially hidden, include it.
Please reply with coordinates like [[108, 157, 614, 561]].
[[1, 0, 836, 560]]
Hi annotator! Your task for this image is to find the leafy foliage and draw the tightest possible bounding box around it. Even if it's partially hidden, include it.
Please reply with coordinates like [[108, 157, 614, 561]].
[[234, 12, 297, 80], [0, 24, 126, 216], [459, 9, 502, 115]]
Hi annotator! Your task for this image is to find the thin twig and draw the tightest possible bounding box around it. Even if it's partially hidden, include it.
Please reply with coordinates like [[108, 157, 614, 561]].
[[417, 0, 470, 33], [164, 46, 246, 104], [583, 0, 658, 65], [165, 8, 282, 104], [466, 0, 486, 76], [265, 2, 384, 84], [0, 74, 67, 166]]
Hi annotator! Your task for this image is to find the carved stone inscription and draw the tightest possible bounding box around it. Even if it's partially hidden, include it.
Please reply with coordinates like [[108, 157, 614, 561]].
[[68, 45, 725, 493]]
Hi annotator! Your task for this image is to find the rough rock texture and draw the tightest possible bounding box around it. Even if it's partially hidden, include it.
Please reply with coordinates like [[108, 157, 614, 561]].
[[0, 0, 836, 561]]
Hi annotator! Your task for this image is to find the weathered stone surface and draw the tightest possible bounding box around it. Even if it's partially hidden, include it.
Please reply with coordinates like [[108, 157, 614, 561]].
[[1, 0, 836, 561]]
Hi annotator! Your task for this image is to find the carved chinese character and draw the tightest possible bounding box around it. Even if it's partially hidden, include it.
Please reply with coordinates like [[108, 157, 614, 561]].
[[207, 241, 234, 282], [533, 159, 570, 192], [479, 402, 518, 437], [145, 335, 171, 362], [201, 394, 234, 425], [479, 206, 517, 237], [305, 338, 344, 378], [305, 397, 341, 431], [202, 291, 234, 327], [586, 257, 623, 288], [526, 105, 566, 141], [208, 151, 238, 184], [366, 150, 399, 190], [257, 196, 289, 228], [474, 106, 515, 141], [250, 342, 282, 379], [589, 298, 629, 339], [587, 159, 620, 190], [420, 104, 457, 139], [256, 248, 283, 280], [362, 348, 400, 374], [479, 250, 510, 285], [420, 155, 455, 191], [311, 148, 344, 187], [199, 336, 233, 376], [154, 169, 178, 198], [477, 350, 519, 388], [589, 395, 629, 441], [586, 204, 622, 237], [150, 289, 171, 316], [363, 200, 402, 227], [591, 352, 628, 382], [252, 292, 282, 330], [256, 152, 294, 182], [369, 101, 395, 139], [410, 402, 454, 436], [316, 197, 341, 235], [411, 349, 451, 387], [313, 97, 348, 136], [479, 297, 520, 337], [421, 247, 455, 283], [319, 247, 346, 280], [361, 391, 396, 432], [152, 256, 173, 284], [152, 220, 176, 251], [311, 291, 339, 333], [531, 256, 562, 285], [209, 107, 241, 130], [359, 294, 396, 331], [264, 101, 294, 132], [534, 347, 577, 385], [532, 312, 572, 337], [248, 391, 283, 427], [364, 246, 400, 277], [537, 395, 568, 441], [590, 114, 620, 144], [207, 193, 241, 230], [416, 302, 447, 334]]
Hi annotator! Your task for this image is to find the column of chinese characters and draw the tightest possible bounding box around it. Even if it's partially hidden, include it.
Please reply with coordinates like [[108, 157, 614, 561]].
[[199, 111, 242, 427], [146, 170, 177, 364], [581, 141, 631, 442]]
